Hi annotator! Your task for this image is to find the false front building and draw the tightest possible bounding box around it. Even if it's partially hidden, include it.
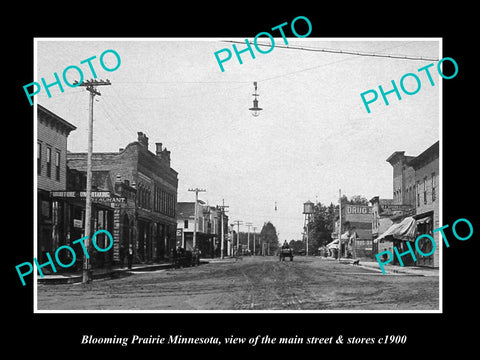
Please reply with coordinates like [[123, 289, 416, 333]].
[[37, 105, 77, 263], [176, 202, 228, 258], [373, 140, 439, 268]]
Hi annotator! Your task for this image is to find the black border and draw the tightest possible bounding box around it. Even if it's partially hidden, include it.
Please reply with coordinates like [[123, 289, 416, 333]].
[[9, 5, 476, 356]]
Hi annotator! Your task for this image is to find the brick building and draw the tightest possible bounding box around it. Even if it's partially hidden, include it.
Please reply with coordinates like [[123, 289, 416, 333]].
[[410, 141, 439, 267], [37, 105, 76, 262], [373, 141, 439, 268], [67, 132, 178, 265], [386, 151, 416, 206]]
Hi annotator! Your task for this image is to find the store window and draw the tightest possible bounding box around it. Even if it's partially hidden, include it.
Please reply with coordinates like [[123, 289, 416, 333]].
[[431, 172, 436, 202], [37, 142, 42, 175], [55, 150, 61, 181], [46, 146, 51, 178], [423, 176, 427, 205], [417, 181, 420, 207]]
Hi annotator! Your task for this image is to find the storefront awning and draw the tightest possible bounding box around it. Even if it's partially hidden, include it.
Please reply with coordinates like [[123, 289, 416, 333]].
[[326, 239, 339, 249], [416, 216, 432, 225], [375, 216, 416, 242]]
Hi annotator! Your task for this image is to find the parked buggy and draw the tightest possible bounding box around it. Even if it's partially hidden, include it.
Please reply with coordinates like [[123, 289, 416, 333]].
[[171, 247, 201, 268]]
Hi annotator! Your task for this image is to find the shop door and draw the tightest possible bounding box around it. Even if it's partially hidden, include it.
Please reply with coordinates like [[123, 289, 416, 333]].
[[138, 221, 146, 262], [416, 237, 434, 267], [416, 217, 434, 267]]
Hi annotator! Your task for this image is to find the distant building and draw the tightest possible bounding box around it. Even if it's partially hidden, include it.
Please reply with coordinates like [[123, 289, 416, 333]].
[[343, 203, 373, 258], [332, 203, 373, 259], [176, 202, 227, 258], [37, 105, 76, 263]]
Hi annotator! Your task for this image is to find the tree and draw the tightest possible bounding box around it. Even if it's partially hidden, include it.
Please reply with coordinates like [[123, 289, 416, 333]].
[[308, 195, 369, 253], [260, 221, 279, 255], [349, 194, 369, 205], [309, 202, 337, 252], [340, 194, 369, 206], [289, 239, 305, 254]]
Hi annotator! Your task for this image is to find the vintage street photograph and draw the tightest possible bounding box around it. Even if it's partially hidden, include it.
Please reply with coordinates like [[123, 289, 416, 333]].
[[33, 38, 441, 312]]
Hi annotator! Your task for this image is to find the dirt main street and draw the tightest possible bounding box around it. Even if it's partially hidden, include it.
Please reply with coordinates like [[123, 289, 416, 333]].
[[36, 256, 439, 311]]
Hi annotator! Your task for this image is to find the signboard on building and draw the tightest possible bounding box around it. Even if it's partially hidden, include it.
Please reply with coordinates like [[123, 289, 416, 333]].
[[344, 205, 373, 223], [380, 203, 413, 212], [50, 191, 126, 204], [346, 205, 372, 214], [379, 203, 415, 217], [95, 197, 126, 203], [176, 228, 183, 244], [51, 191, 111, 198]]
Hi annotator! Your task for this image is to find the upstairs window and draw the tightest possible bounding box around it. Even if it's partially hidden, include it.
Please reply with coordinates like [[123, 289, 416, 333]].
[[46, 147, 51, 178], [55, 150, 61, 181]]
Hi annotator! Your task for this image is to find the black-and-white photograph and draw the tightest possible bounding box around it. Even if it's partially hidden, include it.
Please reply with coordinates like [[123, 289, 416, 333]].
[[31, 37, 443, 312]]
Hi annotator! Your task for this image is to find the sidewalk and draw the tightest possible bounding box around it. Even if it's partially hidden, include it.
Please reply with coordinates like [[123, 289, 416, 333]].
[[337, 258, 439, 276], [38, 256, 228, 285], [38, 261, 174, 285]]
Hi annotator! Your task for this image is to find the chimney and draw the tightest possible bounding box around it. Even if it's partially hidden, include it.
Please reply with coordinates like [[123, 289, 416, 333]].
[[155, 142, 163, 157], [137, 131, 149, 148], [162, 148, 171, 166]]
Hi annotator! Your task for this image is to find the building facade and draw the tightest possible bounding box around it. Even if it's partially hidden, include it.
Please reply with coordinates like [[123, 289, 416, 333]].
[[176, 202, 228, 258], [386, 151, 416, 206], [331, 203, 373, 259], [342, 204, 373, 259], [375, 141, 439, 268], [67, 132, 178, 266], [410, 141, 439, 267], [37, 105, 76, 263]]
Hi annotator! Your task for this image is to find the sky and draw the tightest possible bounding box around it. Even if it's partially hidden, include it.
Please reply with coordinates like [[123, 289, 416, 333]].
[[35, 38, 440, 242]]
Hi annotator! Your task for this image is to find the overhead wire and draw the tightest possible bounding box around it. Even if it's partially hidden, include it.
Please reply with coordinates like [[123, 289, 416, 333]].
[[222, 40, 439, 62]]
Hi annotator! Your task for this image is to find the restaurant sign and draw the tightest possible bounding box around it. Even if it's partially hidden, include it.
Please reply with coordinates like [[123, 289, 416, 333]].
[[50, 191, 126, 203]]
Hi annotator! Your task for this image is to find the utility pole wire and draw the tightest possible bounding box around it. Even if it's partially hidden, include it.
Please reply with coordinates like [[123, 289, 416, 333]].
[[222, 40, 439, 62]]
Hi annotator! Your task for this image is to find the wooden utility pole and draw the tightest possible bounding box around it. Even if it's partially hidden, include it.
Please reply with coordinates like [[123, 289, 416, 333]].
[[253, 226, 257, 256], [75, 79, 111, 284], [339, 188, 342, 261], [217, 200, 229, 259], [245, 222, 253, 251], [188, 188, 206, 250], [232, 220, 243, 256]]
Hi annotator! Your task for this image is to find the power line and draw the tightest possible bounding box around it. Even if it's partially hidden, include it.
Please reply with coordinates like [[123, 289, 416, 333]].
[[222, 40, 439, 62]]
